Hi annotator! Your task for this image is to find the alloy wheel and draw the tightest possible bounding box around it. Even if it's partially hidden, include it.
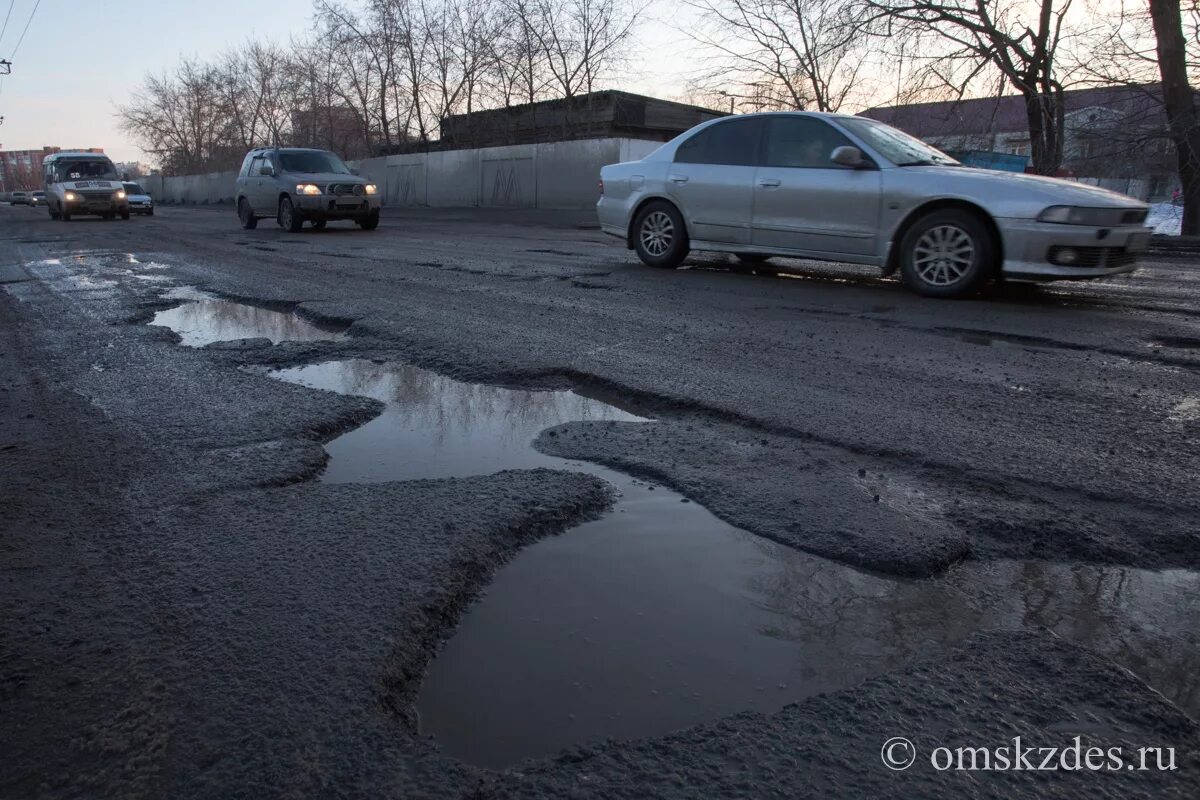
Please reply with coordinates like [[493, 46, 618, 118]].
[[912, 224, 975, 286], [640, 211, 674, 257]]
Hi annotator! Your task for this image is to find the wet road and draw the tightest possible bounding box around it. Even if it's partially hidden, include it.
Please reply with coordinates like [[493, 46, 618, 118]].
[[2, 204, 1198, 798]]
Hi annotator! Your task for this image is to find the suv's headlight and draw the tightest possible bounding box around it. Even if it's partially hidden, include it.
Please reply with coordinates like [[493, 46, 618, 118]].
[[1037, 206, 1117, 225], [364, 184, 378, 195], [116, 190, 126, 200], [296, 183, 322, 195]]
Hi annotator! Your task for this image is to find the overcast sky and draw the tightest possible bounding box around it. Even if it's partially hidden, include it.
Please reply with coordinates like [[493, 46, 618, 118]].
[[0, 0, 694, 163]]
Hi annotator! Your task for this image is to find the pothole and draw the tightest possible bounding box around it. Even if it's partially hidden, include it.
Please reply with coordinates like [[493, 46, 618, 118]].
[[146, 304, 1200, 768], [266, 358, 1200, 770], [149, 288, 347, 347]]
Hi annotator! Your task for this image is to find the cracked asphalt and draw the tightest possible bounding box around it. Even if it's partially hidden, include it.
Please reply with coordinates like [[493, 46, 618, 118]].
[[2, 203, 1198, 798]]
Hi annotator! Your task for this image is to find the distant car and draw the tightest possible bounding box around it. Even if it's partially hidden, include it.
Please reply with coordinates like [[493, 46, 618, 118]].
[[10, 191, 29, 205], [234, 147, 380, 232], [30, 190, 46, 206], [598, 111, 1152, 297], [123, 182, 154, 215]]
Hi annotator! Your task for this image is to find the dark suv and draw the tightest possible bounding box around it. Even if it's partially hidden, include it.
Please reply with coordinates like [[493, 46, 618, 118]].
[[235, 147, 381, 232]]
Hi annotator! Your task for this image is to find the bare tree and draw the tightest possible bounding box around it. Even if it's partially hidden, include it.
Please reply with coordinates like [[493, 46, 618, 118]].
[[122, 0, 640, 166], [863, 0, 1077, 175], [685, 0, 867, 112], [120, 58, 230, 173], [492, 0, 552, 105], [532, 0, 639, 97]]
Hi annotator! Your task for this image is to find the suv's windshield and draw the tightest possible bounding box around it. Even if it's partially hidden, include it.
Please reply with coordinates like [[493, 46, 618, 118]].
[[59, 160, 120, 181], [278, 150, 351, 175], [124, 183, 145, 194], [839, 118, 960, 167]]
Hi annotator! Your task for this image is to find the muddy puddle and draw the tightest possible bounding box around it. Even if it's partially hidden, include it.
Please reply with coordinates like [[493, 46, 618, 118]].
[[150, 288, 346, 347], [269, 358, 1200, 770]]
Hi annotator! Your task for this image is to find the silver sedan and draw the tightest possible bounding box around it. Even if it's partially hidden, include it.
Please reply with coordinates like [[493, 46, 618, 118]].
[[597, 112, 1152, 297]]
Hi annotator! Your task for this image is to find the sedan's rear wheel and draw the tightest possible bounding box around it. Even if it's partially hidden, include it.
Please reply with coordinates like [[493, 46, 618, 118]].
[[632, 201, 687, 268], [899, 210, 994, 298]]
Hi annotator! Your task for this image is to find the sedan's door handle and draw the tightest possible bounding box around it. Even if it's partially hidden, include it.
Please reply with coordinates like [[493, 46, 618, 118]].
[[758, 178, 781, 188], [668, 174, 690, 184]]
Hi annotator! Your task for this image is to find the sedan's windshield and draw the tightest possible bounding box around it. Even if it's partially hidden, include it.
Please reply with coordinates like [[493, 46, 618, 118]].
[[59, 160, 120, 181], [839, 118, 960, 167], [124, 183, 146, 194], [278, 151, 351, 175]]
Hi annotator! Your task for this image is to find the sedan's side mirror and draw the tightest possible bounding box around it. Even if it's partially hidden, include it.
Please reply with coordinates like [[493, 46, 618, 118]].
[[831, 146, 866, 168]]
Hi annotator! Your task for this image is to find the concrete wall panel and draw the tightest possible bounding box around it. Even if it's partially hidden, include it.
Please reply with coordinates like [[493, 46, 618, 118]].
[[481, 156, 535, 207], [388, 160, 428, 206], [157, 137, 660, 209]]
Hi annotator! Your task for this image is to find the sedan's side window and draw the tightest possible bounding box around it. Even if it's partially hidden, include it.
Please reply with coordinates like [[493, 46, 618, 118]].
[[764, 117, 856, 169], [675, 119, 765, 167]]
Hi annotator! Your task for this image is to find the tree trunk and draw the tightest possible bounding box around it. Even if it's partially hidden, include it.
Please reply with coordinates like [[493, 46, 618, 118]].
[[1149, 0, 1200, 235], [1023, 86, 1063, 176]]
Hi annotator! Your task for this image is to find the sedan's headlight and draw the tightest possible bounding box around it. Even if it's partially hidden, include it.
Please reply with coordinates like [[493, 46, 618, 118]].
[[364, 184, 378, 195], [296, 183, 322, 196], [64, 191, 78, 201], [116, 190, 126, 200], [1037, 206, 1142, 226]]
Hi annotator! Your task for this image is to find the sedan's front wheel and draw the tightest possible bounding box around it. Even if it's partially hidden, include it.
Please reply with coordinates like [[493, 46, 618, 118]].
[[899, 210, 995, 298], [632, 201, 688, 269]]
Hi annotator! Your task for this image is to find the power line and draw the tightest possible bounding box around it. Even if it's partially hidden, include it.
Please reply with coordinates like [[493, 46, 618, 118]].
[[0, 1, 15, 53], [9, 0, 40, 60]]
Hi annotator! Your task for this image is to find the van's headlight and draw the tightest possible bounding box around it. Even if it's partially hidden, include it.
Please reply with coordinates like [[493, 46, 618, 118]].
[[116, 190, 126, 200], [1038, 206, 1109, 225], [296, 183, 322, 195], [64, 191, 78, 201], [364, 184, 378, 195]]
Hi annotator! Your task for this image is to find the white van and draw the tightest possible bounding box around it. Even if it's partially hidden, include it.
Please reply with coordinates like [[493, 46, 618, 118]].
[[42, 152, 130, 221]]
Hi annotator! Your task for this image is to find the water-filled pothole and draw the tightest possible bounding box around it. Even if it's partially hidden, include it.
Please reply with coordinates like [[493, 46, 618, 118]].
[[146, 303, 1200, 768], [268, 359, 1200, 770], [149, 287, 346, 347]]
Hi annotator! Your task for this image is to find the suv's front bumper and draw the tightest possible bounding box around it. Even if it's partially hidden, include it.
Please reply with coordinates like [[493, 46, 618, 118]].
[[296, 194, 380, 219], [998, 219, 1151, 280]]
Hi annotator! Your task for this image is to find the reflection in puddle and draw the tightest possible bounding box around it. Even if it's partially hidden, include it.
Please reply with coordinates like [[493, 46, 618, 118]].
[[269, 359, 1200, 769], [150, 290, 346, 347], [275, 360, 643, 482]]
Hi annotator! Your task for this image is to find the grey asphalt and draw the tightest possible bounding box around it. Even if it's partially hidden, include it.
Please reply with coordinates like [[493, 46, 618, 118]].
[[1, 203, 1198, 798]]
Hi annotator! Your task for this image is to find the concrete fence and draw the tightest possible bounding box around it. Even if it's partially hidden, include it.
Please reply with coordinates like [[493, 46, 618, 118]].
[[139, 137, 662, 210]]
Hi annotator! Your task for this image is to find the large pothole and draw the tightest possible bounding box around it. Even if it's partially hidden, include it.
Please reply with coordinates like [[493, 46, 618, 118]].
[[150, 287, 346, 346], [152, 293, 1200, 770]]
